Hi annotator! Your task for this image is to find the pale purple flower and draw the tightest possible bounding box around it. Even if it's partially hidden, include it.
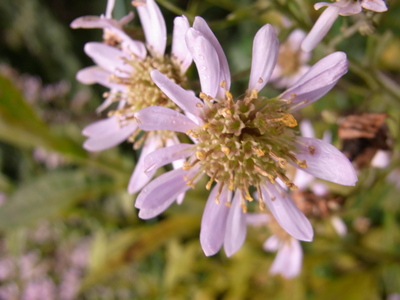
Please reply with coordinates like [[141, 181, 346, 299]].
[[134, 18, 357, 256], [264, 235, 303, 278], [22, 278, 57, 300], [270, 29, 311, 88], [370, 149, 391, 168], [71, 0, 192, 194], [301, 0, 388, 52], [247, 213, 303, 278]]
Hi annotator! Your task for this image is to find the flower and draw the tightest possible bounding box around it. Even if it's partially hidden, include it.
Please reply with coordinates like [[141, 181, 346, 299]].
[[264, 235, 303, 278], [270, 29, 311, 89], [246, 213, 303, 278], [301, 0, 388, 52], [71, 0, 192, 194], [134, 17, 357, 256]]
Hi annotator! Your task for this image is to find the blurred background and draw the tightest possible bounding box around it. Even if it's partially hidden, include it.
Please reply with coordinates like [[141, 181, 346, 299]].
[[0, 0, 399, 299]]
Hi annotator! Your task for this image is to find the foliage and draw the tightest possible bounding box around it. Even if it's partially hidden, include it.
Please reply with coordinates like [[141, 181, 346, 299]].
[[0, 0, 399, 299]]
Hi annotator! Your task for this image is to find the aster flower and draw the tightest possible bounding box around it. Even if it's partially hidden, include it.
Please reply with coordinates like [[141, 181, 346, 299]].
[[71, 0, 192, 194], [134, 17, 357, 256], [247, 213, 303, 278], [270, 29, 311, 89], [301, 0, 388, 52]]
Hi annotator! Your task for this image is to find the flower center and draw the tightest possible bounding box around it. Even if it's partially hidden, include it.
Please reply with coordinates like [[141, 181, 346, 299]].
[[277, 44, 302, 76], [108, 55, 186, 147], [185, 88, 307, 209]]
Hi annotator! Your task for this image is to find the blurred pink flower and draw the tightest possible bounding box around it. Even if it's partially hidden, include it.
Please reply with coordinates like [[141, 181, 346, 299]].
[[301, 0, 387, 52], [270, 29, 311, 88], [247, 213, 303, 278], [134, 18, 357, 256], [71, 0, 192, 194]]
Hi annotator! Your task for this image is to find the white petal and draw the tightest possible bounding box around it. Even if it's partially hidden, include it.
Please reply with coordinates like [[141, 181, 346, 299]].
[[193, 17, 231, 91], [371, 150, 390, 168], [200, 184, 231, 256], [331, 216, 347, 237], [83, 121, 137, 151], [263, 235, 280, 252], [311, 182, 329, 196], [338, 1, 362, 16], [151, 70, 204, 122], [176, 192, 185, 205], [293, 169, 315, 190], [128, 135, 162, 194], [299, 119, 315, 138], [171, 16, 192, 74], [70, 15, 109, 29], [261, 182, 313, 241], [143, 143, 194, 174], [106, 27, 147, 58], [301, 6, 341, 52], [281, 51, 348, 111], [76, 66, 125, 91], [105, 0, 115, 18], [269, 238, 303, 278], [135, 106, 198, 133], [245, 213, 270, 226], [248, 24, 279, 91], [84, 42, 132, 76], [294, 137, 358, 186], [82, 116, 119, 137], [72, 15, 146, 58], [166, 135, 187, 170], [136, 168, 191, 218], [287, 29, 307, 51], [361, 0, 387, 12], [322, 130, 332, 144], [186, 29, 220, 98], [314, 1, 350, 10], [137, 0, 166, 57], [224, 192, 247, 257]]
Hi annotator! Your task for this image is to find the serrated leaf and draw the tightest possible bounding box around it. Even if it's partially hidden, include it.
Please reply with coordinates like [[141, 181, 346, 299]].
[[0, 170, 116, 230]]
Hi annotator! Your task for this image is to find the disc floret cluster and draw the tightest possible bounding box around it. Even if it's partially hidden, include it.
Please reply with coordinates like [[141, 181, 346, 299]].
[[185, 89, 306, 209]]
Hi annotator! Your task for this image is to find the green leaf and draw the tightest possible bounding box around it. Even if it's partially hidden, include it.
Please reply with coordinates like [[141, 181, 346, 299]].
[[80, 215, 200, 291], [0, 170, 116, 230], [0, 74, 86, 157]]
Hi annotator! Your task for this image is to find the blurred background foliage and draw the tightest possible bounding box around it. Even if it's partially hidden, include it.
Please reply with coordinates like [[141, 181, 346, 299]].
[[0, 0, 399, 299]]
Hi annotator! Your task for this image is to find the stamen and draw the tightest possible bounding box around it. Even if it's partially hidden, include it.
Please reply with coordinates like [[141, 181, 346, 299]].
[[183, 158, 199, 171], [252, 147, 265, 157], [206, 171, 218, 190], [287, 99, 310, 112], [229, 172, 234, 191], [133, 132, 147, 149], [215, 183, 225, 204], [308, 145, 316, 155], [196, 151, 206, 160], [250, 89, 258, 100], [282, 114, 297, 127], [286, 152, 307, 168], [269, 152, 287, 168], [185, 129, 199, 139], [186, 170, 203, 188], [221, 147, 230, 155], [275, 171, 298, 190]]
